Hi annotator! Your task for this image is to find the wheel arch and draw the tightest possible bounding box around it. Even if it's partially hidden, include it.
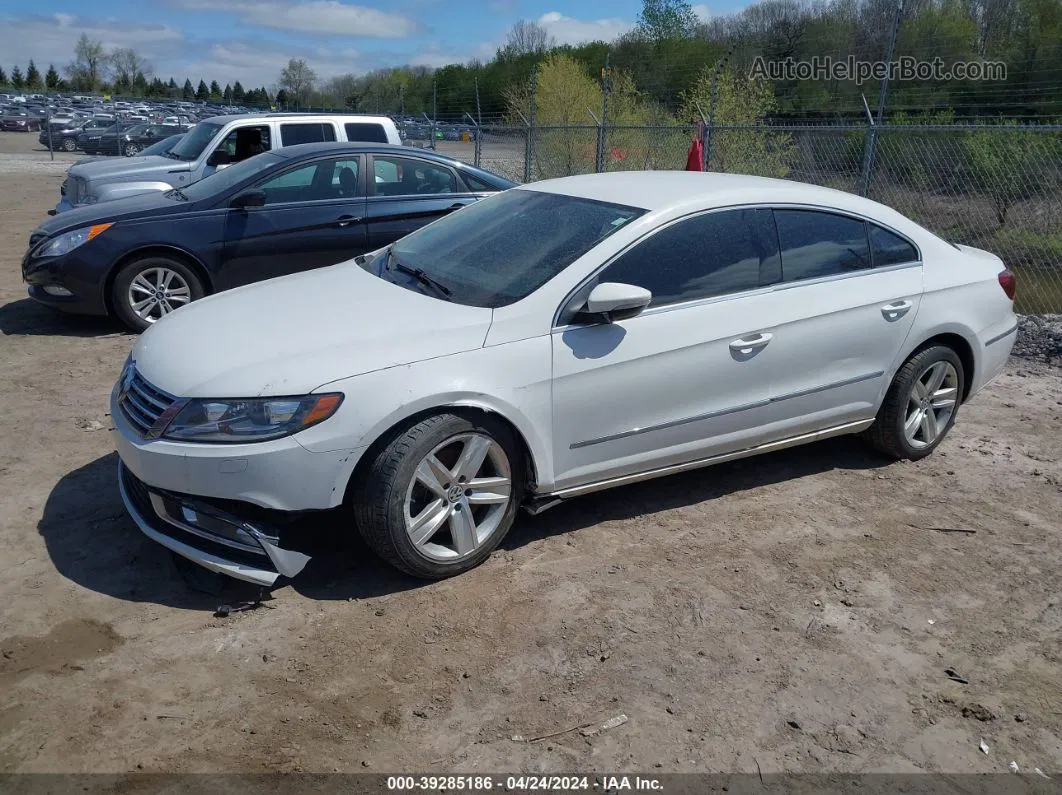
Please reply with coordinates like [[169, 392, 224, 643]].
[[340, 400, 544, 509], [102, 246, 214, 316], [898, 327, 977, 403]]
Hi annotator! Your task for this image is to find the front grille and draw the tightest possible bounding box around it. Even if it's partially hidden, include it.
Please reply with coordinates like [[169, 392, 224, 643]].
[[119, 369, 178, 436]]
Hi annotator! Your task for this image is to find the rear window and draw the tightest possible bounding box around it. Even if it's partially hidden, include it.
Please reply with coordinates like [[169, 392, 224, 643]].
[[280, 122, 338, 146], [345, 122, 388, 143], [870, 225, 920, 267]]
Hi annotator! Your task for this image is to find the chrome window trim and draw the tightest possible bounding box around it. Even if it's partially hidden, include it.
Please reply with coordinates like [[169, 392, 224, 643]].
[[569, 370, 884, 449], [552, 202, 923, 330]]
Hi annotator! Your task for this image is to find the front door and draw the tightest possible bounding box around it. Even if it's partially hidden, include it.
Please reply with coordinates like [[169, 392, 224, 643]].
[[219, 155, 367, 290], [550, 208, 783, 490], [364, 153, 478, 250]]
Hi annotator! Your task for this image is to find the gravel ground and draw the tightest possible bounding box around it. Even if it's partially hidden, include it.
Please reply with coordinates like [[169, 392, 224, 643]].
[[1015, 314, 1062, 365], [2, 133, 1062, 777]]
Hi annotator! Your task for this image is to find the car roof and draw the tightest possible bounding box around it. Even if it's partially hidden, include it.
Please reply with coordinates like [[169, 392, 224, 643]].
[[202, 113, 395, 125], [520, 171, 883, 215], [271, 141, 466, 165]]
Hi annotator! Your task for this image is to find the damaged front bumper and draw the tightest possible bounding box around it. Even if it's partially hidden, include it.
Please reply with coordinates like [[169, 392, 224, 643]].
[[118, 462, 310, 587]]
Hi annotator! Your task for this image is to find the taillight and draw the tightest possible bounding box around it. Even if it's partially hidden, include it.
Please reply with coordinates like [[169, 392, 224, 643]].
[[998, 269, 1016, 301]]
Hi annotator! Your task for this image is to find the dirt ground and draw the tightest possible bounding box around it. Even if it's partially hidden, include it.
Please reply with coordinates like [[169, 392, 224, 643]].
[[1, 131, 1061, 776]]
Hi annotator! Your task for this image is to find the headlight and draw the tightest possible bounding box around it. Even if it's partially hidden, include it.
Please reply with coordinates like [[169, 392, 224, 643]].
[[163, 393, 343, 443], [37, 223, 112, 257]]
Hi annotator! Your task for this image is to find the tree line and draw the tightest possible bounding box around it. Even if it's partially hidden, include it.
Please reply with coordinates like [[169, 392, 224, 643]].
[[2, 0, 1059, 120]]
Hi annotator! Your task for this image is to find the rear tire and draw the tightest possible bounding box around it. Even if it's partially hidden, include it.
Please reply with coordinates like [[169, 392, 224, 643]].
[[123, 143, 140, 156], [61, 138, 77, 152], [353, 413, 524, 579], [111, 256, 204, 332], [864, 345, 964, 460]]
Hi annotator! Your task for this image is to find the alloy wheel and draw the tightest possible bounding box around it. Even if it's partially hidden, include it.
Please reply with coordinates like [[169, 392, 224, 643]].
[[403, 432, 513, 562], [903, 361, 959, 449], [127, 267, 192, 323]]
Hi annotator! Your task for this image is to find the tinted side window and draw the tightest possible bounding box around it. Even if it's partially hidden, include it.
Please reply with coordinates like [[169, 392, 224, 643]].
[[775, 210, 870, 282], [599, 208, 781, 307], [344, 122, 388, 143], [372, 155, 457, 196], [255, 163, 318, 204], [463, 172, 499, 192], [280, 122, 337, 146], [870, 224, 919, 267]]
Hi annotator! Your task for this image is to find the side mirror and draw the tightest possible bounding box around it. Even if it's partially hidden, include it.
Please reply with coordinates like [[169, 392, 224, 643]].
[[582, 282, 652, 323], [207, 149, 230, 167], [231, 189, 266, 209]]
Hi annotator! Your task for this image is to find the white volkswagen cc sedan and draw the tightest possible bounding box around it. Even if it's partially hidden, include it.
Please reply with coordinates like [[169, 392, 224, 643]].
[[111, 172, 1018, 585]]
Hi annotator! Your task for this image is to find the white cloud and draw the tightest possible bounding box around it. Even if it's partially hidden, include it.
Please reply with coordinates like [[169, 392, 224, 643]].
[[692, 4, 711, 21], [180, 40, 361, 88], [537, 11, 634, 45], [173, 0, 417, 38], [0, 13, 184, 73]]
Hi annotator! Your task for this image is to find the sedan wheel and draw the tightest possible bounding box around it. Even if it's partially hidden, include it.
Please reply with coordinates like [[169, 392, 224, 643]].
[[123, 143, 140, 156], [61, 138, 77, 152], [355, 413, 523, 579], [864, 345, 964, 460], [404, 433, 512, 562], [112, 257, 205, 332], [902, 361, 959, 450]]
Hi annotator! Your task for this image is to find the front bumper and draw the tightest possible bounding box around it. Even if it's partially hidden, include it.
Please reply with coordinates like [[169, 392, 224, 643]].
[[22, 250, 109, 316], [118, 462, 309, 586]]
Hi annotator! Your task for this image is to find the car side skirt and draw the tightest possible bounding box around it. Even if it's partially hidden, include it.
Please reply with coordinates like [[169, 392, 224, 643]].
[[533, 418, 875, 506]]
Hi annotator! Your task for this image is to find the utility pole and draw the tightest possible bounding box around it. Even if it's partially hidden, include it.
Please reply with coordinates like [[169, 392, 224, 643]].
[[432, 79, 438, 149], [876, 0, 904, 124], [475, 77, 482, 126]]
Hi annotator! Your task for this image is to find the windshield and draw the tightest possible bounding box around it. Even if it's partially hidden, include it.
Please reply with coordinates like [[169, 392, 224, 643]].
[[168, 121, 221, 161], [384, 189, 644, 308], [140, 134, 184, 157], [123, 123, 149, 136], [175, 151, 283, 201]]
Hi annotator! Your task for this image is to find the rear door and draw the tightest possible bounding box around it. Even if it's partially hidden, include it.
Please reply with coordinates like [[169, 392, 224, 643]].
[[219, 154, 367, 290], [760, 208, 923, 437], [364, 153, 479, 250]]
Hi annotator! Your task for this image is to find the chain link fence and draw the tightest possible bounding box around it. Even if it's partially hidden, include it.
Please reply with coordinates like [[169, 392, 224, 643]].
[[435, 122, 1062, 315]]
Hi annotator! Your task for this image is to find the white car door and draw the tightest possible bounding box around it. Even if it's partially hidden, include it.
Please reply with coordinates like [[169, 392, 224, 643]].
[[550, 208, 782, 491], [761, 209, 923, 437]]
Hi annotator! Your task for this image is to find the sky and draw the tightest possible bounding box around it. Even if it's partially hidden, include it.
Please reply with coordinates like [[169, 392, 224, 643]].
[[0, 1, 718, 90]]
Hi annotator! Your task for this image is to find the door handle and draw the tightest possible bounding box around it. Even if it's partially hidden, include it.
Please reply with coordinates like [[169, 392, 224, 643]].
[[881, 300, 913, 320], [336, 215, 362, 227], [729, 332, 773, 355]]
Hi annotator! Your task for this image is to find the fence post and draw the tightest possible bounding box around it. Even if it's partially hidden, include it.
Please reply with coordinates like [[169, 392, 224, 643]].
[[598, 52, 611, 173], [475, 77, 482, 126], [524, 66, 536, 183], [464, 112, 481, 168], [705, 45, 734, 171], [431, 79, 438, 150], [46, 108, 54, 162], [860, 93, 876, 198]]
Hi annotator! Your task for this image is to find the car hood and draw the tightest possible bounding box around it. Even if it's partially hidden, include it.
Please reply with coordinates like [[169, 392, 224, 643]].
[[133, 263, 494, 398], [69, 155, 190, 185], [35, 190, 182, 236]]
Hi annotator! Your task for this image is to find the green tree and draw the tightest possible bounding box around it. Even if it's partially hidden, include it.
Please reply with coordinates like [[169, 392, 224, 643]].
[[275, 88, 289, 106], [223, 83, 233, 103], [209, 79, 221, 98], [681, 67, 791, 176], [45, 63, 60, 90], [67, 33, 106, 90], [232, 80, 245, 102], [26, 60, 42, 90], [196, 79, 209, 100], [964, 119, 1042, 226], [0, 67, 7, 86], [637, 0, 698, 40], [11, 66, 24, 89], [182, 78, 194, 100], [279, 58, 316, 107], [133, 71, 149, 96]]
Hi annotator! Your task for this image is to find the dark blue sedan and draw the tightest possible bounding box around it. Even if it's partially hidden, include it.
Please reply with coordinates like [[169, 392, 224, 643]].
[[22, 143, 516, 331]]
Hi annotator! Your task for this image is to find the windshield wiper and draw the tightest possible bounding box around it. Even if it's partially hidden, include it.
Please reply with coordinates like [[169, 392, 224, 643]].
[[168, 186, 189, 201], [387, 248, 451, 298]]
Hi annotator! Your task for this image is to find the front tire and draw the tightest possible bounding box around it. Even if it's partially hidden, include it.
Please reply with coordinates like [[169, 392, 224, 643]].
[[864, 345, 964, 460], [61, 137, 77, 152], [111, 256, 204, 332], [123, 143, 140, 156], [354, 413, 524, 579]]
